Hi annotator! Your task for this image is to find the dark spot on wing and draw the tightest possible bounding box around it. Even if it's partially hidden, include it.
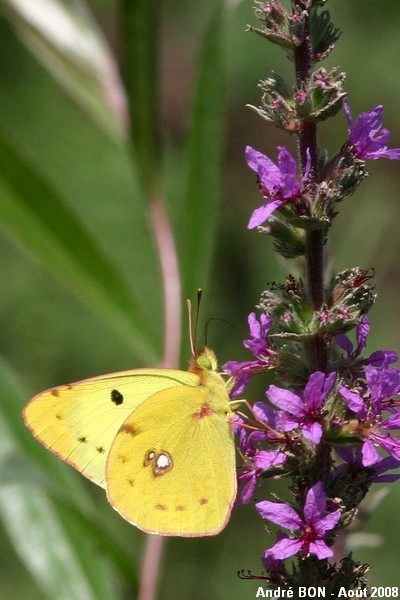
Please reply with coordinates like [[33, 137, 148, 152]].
[[175, 505, 186, 512], [51, 389, 59, 397], [78, 436, 87, 443], [111, 389, 124, 406], [118, 454, 128, 463], [96, 446, 105, 454], [120, 424, 138, 436], [56, 413, 63, 420], [199, 497, 209, 505], [155, 503, 166, 511], [127, 479, 134, 487]]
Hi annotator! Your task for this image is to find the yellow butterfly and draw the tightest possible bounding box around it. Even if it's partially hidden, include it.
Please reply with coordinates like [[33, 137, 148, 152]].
[[23, 347, 237, 537]]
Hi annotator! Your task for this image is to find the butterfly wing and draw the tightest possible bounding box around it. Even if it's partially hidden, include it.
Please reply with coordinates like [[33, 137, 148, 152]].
[[106, 384, 236, 536], [23, 369, 200, 487]]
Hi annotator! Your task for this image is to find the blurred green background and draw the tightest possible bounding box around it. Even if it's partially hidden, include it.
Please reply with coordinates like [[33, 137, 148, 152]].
[[0, 0, 400, 598]]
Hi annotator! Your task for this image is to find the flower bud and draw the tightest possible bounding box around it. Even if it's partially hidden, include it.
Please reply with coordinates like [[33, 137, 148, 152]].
[[323, 268, 377, 333], [258, 216, 306, 258], [249, 2, 306, 55], [312, 9, 341, 61], [247, 72, 299, 132], [295, 67, 346, 122]]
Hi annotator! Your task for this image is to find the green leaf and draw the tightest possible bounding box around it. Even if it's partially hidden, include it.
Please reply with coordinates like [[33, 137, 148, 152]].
[[0, 130, 159, 364], [0, 484, 115, 600], [180, 6, 227, 298], [0, 0, 127, 142], [119, 0, 160, 195], [0, 358, 122, 600]]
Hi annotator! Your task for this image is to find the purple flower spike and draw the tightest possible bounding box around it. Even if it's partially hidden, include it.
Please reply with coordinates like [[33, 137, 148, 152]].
[[344, 98, 400, 161], [256, 482, 341, 560], [245, 145, 311, 228], [267, 371, 336, 444]]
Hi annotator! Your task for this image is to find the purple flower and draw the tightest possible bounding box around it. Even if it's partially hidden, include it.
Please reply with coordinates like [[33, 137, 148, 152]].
[[267, 371, 336, 444], [262, 533, 286, 577], [336, 315, 398, 368], [245, 145, 311, 228], [344, 98, 400, 161], [223, 312, 275, 397], [234, 406, 287, 504], [339, 366, 400, 466], [237, 448, 287, 504], [256, 482, 341, 560]]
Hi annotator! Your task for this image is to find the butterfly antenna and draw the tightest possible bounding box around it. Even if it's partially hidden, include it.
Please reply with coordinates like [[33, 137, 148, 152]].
[[187, 289, 203, 356], [205, 317, 245, 346]]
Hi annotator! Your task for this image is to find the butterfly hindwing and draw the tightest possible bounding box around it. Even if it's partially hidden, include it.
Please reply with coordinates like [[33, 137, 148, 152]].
[[106, 384, 236, 536]]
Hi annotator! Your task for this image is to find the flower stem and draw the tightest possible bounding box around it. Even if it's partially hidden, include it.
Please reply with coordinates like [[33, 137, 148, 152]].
[[293, 5, 317, 175], [305, 229, 328, 372], [293, 3, 328, 373]]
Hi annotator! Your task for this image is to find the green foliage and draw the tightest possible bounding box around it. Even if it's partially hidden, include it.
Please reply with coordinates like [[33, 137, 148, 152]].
[[0, 0, 400, 599]]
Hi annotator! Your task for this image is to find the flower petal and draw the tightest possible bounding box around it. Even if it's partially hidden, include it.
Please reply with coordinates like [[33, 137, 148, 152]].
[[373, 432, 400, 461], [277, 146, 298, 197], [253, 401, 277, 426], [339, 386, 366, 418], [361, 439, 380, 466], [303, 482, 326, 525], [245, 146, 281, 191], [335, 333, 354, 356], [239, 471, 258, 504], [256, 500, 303, 530], [343, 97, 352, 129], [302, 421, 323, 444], [355, 315, 370, 355], [314, 510, 341, 535], [268, 537, 303, 560], [308, 539, 333, 559], [254, 450, 286, 469], [267, 385, 304, 416], [367, 350, 398, 367], [304, 371, 335, 410], [243, 312, 272, 355], [381, 412, 400, 430], [366, 366, 400, 402], [345, 101, 400, 160], [248, 199, 284, 229]]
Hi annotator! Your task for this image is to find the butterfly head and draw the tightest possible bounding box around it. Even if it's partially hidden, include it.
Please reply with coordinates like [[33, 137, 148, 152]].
[[189, 347, 218, 376]]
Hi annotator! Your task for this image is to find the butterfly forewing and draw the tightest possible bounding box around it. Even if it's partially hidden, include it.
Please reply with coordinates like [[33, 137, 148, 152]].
[[106, 384, 236, 536], [23, 369, 200, 487]]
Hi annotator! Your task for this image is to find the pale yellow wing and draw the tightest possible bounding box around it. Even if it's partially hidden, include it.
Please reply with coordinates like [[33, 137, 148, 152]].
[[23, 369, 200, 487], [106, 385, 236, 537]]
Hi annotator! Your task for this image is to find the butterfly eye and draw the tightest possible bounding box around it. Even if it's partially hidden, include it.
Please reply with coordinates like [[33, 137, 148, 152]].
[[144, 449, 173, 476], [197, 355, 212, 371]]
